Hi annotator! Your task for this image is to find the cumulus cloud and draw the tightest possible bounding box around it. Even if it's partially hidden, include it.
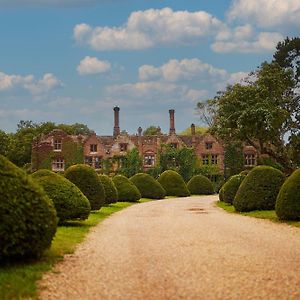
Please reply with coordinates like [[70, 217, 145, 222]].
[[227, 0, 300, 28], [212, 24, 283, 53], [0, 71, 62, 95], [77, 56, 111, 76], [74, 7, 225, 50]]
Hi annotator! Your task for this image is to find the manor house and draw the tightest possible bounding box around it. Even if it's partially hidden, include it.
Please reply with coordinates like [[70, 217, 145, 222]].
[[31, 107, 257, 173]]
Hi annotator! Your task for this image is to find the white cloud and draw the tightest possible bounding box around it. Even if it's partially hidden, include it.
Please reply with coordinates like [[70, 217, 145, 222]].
[[228, 0, 300, 28], [74, 7, 225, 50], [0, 71, 62, 95], [77, 56, 111, 76]]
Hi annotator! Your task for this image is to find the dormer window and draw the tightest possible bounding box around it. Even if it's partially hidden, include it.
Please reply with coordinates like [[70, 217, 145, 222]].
[[90, 144, 97, 153], [54, 139, 62, 152], [205, 142, 213, 150], [120, 143, 128, 151]]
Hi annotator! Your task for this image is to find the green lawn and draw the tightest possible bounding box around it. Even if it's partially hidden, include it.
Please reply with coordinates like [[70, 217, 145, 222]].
[[0, 201, 137, 300], [216, 201, 300, 228]]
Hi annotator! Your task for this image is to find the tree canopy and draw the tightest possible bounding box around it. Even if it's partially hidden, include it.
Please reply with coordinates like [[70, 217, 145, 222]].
[[143, 126, 161, 136]]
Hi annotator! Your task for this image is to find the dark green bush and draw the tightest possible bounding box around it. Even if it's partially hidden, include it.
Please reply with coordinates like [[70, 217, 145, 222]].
[[187, 175, 214, 195], [157, 170, 190, 197], [112, 175, 141, 202], [221, 174, 246, 204], [276, 169, 300, 220], [219, 187, 224, 202], [32, 170, 91, 223], [99, 175, 118, 204], [0, 155, 57, 259], [240, 170, 250, 176], [233, 165, 285, 212], [130, 173, 166, 199], [65, 164, 105, 210]]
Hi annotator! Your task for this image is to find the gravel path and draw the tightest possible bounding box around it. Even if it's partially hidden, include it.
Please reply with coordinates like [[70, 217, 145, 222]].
[[39, 196, 300, 300]]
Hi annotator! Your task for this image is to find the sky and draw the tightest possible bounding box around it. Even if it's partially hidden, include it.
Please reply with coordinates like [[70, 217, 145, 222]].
[[0, 0, 299, 135]]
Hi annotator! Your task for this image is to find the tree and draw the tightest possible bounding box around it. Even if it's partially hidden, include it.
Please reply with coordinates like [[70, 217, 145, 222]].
[[118, 148, 142, 177], [0, 130, 11, 157], [179, 126, 207, 135], [143, 126, 160, 136]]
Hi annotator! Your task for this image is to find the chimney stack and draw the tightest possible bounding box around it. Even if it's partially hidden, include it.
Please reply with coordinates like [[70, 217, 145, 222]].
[[191, 123, 196, 136], [169, 109, 175, 135], [138, 127, 142, 137], [113, 106, 120, 137]]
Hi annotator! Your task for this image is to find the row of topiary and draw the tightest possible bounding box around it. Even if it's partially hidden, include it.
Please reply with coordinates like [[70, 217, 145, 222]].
[[219, 165, 300, 221]]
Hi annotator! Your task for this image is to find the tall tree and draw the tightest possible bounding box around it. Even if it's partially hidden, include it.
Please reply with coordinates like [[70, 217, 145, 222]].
[[143, 126, 161, 136]]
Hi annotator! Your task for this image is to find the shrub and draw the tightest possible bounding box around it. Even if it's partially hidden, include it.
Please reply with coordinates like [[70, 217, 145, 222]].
[[130, 173, 166, 199], [99, 175, 118, 204], [219, 187, 224, 202], [0, 155, 57, 259], [65, 164, 105, 210], [240, 170, 250, 176], [32, 170, 91, 223], [157, 170, 190, 197], [276, 169, 300, 220], [113, 175, 141, 202], [233, 165, 285, 212], [221, 174, 246, 204], [187, 175, 214, 195]]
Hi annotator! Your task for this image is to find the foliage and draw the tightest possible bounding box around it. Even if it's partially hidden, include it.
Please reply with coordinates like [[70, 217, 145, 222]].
[[102, 158, 113, 175], [187, 175, 214, 195], [224, 142, 245, 179], [157, 170, 190, 197], [220, 174, 245, 204], [0, 130, 11, 157], [118, 148, 143, 178], [32, 170, 91, 223], [179, 126, 208, 135], [146, 165, 162, 179], [130, 173, 166, 199], [233, 166, 285, 212], [276, 168, 300, 220], [112, 175, 141, 202], [65, 164, 105, 210], [0, 155, 57, 259], [143, 125, 161, 136], [99, 175, 118, 204]]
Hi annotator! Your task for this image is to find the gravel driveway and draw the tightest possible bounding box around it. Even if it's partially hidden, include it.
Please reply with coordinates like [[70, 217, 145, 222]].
[[39, 195, 300, 300]]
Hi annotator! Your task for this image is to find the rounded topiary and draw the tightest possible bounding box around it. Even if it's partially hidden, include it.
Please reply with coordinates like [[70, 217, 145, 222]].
[[130, 173, 166, 199], [219, 186, 225, 202], [233, 165, 285, 212], [99, 175, 118, 204], [112, 175, 141, 202], [240, 170, 250, 176], [157, 170, 190, 197], [187, 175, 214, 195], [275, 169, 300, 220], [221, 174, 246, 204], [32, 170, 91, 223], [65, 164, 105, 210], [0, 155, 57, 259]]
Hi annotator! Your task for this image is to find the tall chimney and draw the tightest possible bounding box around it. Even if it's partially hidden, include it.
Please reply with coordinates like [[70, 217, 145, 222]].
[[191, 123, 196, 146], [169, 109, 175, 135], [113, 106, 120, 137]]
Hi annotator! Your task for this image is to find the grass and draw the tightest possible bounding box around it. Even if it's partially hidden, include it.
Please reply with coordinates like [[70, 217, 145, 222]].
[[216, 201, 300, 228], [0, 202, 134, 300]]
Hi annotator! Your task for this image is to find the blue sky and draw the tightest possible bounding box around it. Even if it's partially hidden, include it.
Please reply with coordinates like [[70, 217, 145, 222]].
[[0, 0, 299, 135]]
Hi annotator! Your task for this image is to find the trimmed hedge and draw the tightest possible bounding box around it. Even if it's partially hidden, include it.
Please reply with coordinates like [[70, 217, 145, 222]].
[[130, 173, 166, 199], [113, 175, 141, 202], [276, 169, 300, 220], [187, 175, 214, 195], [219, 187, 224, 202], [0, 155, 57, 259], [65, 164, 105, 210], [157, 170, 190, 197], [32, 170, 91, 223], [221, 174, 246, 204], [233, 165, 285, 212], [99, 175, 118, 204]]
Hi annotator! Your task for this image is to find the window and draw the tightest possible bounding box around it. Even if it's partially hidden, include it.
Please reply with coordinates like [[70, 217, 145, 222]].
[[54, 139, 62, 151], [205, 142, 213, 150], [85, 156, 93, 166], [90, 144, 97, 153], [119, 143, 128, 151], [202, 154, 209, 165], [85, 156, 102, 169], [170, 143, 178, 149], [52, 158, 64, 171], [245, 154, 256, 166], [144, 154, 155, 166], [211, 154, 218, 164], [94, 156, 102, 169]]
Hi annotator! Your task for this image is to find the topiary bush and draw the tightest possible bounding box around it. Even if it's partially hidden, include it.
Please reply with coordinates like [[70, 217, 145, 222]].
[[275, 169, 300, 220], [187, 175, 214, 195], [32, 170, 91, 223], [65, 164, 105, 210], [233, 165, 285, 212], [219, 186, 225, 202], [99, 175, 118, 204], [130, 173, 166, 199], [0, 155, 57, 259], [112, 175, 141, 202], [157, 170, 190, 197], [221, 174, 246, 204]]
